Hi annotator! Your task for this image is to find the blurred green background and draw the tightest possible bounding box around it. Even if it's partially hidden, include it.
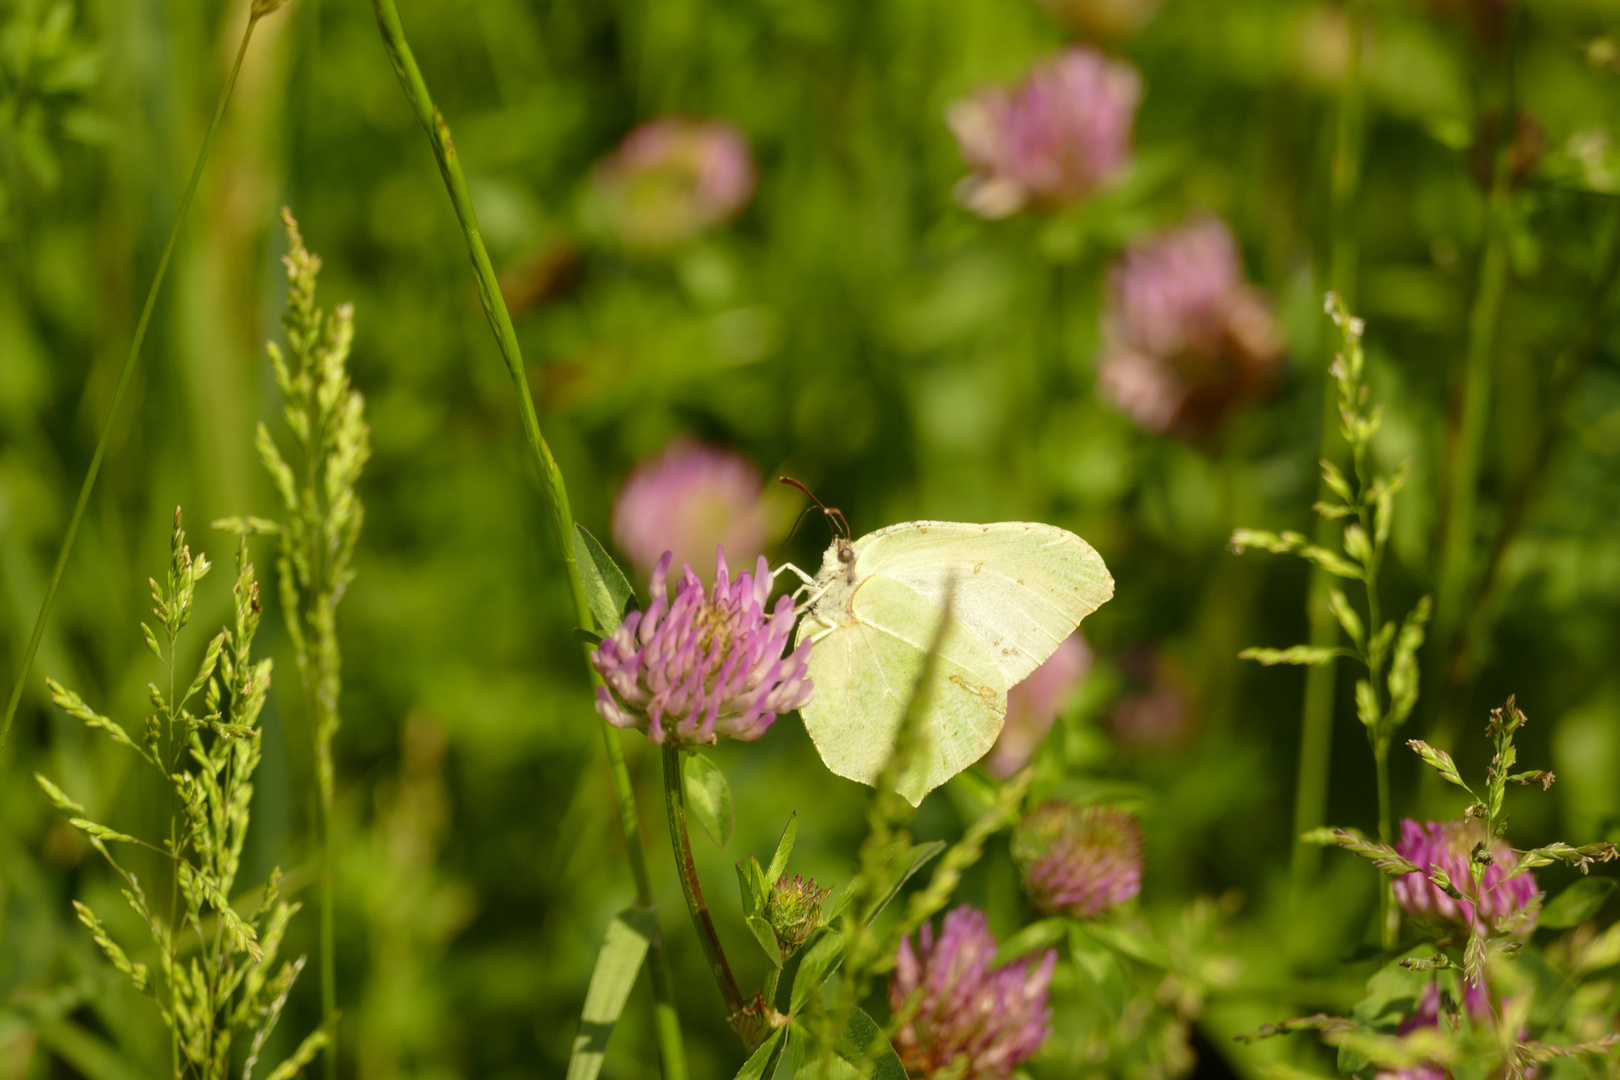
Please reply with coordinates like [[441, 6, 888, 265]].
[[5, 0, 1620, 1077]]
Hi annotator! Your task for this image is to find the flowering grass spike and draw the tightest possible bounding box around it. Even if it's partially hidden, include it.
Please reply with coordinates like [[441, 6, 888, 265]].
[[592, 550, 811, 745], [1392, 819, 1540, 931]]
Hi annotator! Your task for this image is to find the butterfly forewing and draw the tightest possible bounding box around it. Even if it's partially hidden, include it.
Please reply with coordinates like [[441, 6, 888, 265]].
[[851, 522, 1114, 685]]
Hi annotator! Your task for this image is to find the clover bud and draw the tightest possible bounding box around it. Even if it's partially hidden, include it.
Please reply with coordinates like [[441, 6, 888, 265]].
[[765, 873, 829, 959]]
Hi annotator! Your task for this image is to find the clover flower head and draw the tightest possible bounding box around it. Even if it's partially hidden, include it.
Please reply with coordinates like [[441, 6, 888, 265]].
[[594, 117, 756, 251], [1012, 801, 1143, 919], [986, 634, 1092, 779], [947, 47, 1141, 219], [612, 441, 769, 581], [1098, 216, 1284, 437], [590, 550, 811, 746], [1392, 818, 1541, 932], [890, 906, 1055, 1080]]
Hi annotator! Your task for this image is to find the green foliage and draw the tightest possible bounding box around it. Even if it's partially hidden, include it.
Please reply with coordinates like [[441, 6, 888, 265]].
[[13, 0, 1620, 1078], [35, 515, 327, 1080], [567, 906, 658, 1080], [682, 750, 735, 848], [573, 523, 636, 633]]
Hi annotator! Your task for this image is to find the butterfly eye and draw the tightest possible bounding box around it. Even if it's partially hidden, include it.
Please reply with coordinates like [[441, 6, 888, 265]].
[[837, 540, 854, 564]]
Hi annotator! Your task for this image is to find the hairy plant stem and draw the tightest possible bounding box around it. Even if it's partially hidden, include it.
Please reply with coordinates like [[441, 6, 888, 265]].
[[661, 744, 748, 1033], [367, 4, 687, 1076], [1430, 18, 1517, 755], [0, 10, 265, 747], [1293, 0, 1364, 894]]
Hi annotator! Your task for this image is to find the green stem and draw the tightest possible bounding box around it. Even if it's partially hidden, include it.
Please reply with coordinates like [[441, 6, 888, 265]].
[[1430, 17, 1517, 754], [366, 4, 686, 1075], [1292, 0, 1365, 894], [762, 966, 781, 1011], [319, 813, 335, 1080], [0, 11, 263, 747], [1374, 738, 1396, 948], [1444, 210, 1620, 725], [661, 745, 747, 1029]]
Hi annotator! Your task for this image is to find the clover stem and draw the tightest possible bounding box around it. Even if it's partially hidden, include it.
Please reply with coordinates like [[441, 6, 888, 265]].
[[662, 744, 747, 1029], [762, 966, 780, 1011]]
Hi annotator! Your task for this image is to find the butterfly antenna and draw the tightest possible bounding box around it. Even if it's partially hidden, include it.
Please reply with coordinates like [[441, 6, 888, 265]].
[[774, 503, 820, 564], [779, 476, 849, 539]]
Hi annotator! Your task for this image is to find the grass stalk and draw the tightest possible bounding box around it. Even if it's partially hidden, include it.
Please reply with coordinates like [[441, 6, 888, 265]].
[[1440, 210, 1620, 729], [1292, 0, 1365, 892], [1429, 15, 1518, 754], [0, 8, 267, 747], [365, 3, 687, 1076]]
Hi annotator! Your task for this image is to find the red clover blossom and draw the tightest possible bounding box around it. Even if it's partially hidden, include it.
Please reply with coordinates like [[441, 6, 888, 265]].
[[612, 441, 769, 581], [591, 550, 811, 746], [1392, 818, 1540, 932], [1012, 801, 1143, 919], [1098, 216, 1284, 437], [947, 46, 1141, 219], [890, 906, 1055, 1080], [593, 117, 756, 251]]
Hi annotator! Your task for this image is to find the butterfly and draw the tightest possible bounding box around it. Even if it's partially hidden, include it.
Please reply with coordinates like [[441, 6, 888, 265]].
[[788, 520, 1113, 805]]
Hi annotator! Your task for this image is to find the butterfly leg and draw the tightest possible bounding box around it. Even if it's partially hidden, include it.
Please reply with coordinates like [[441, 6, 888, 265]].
[[773, 562, 820, 603]]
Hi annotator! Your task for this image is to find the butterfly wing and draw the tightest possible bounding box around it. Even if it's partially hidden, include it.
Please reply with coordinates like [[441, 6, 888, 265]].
[[852, 521, 1113, 686], [800, 572, 1008, 805]]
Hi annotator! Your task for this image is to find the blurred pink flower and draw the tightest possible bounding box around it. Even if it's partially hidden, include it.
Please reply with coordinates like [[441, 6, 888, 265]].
[[594, 117, 756, 251], [891, 906, 1055, 1079], [1109, 650, 1194, 749], [591, 550, 811, 746], [985, 634, 1092, 779], [1392, 818, 1541, 932], [1036, 0, 1162, 40], [1098, 216, 1284, 437], [947, 47, 1141, 219], [612, 442, 769, 582], [1012, 801, 1143, 918]]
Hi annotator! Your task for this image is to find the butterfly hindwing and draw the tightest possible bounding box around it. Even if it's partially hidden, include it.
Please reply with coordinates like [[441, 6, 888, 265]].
[[802, 574, 1008, 805]]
